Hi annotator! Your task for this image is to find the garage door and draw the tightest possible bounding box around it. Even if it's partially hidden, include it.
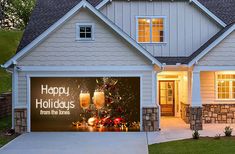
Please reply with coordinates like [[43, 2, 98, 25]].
[[30, 77, 140, 132]]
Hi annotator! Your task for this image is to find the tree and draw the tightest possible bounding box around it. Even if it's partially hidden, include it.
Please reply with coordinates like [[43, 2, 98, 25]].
[[0, 0, 11, 28], [10, 0, 36, 29], [0, 0, 35, 29]]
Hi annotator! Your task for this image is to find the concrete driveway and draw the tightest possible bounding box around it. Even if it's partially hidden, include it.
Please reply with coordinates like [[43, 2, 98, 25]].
[[0, 132, 148, 154]]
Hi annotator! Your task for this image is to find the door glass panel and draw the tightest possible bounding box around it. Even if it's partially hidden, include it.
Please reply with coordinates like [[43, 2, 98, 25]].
[[160, 81, 174, 116], [160, 82, 174, 105]]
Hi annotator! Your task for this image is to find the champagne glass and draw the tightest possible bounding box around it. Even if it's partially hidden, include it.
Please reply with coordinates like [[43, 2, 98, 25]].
[[93, 91, 105, 109], [79, 91, 90, 126], [93, 90, 105, 127]]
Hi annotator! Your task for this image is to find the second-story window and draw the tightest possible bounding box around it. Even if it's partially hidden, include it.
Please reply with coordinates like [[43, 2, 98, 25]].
[[137, 17, 165, 43], [76, 23, 94, 41]]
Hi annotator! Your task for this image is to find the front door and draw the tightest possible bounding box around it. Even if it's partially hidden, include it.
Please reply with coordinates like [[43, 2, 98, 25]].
[[159, 81, 174, 116]]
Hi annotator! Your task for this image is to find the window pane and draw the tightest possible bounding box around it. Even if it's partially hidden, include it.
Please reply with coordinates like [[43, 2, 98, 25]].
[[86, 32, 91, 38], [233, 81, 235, 99], [138, 18, 150, 42], [86, 27, 91, 32], [80, 32, 85, 38], [217, 80, 230, 99], [152, 18, 164, 42], [80, 27, 85, 32]]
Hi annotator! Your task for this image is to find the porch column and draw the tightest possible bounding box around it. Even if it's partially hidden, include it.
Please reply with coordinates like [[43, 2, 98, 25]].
[[154, 71, 161, 129], [190, 71, 203, 130], [192, 71, 202, 107], [142, 70, 160, 131]]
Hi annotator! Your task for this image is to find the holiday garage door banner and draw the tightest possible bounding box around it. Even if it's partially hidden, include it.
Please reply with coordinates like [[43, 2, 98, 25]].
[[31, 77, 140, 132]]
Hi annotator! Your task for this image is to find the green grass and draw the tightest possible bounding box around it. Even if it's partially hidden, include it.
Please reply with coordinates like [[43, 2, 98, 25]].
[[149, 137, 235, 154], [0, 30, 23, 93], [0, 116, 17, 147], [0, 116, 11, 131]]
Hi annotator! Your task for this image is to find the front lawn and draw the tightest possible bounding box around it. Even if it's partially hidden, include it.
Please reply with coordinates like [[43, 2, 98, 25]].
[[149, 137, 235, 154], [0, 116, 18, 148]]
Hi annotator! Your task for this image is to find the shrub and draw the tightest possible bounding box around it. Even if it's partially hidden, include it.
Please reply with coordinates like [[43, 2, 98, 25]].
[[224, 126, 233, 137], [192, 130, 200, 139]]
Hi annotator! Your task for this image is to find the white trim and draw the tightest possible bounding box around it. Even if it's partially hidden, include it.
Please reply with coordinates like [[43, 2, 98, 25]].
[[140, 75, 143, 131], [12, 66, 18, 129], [188, 24, 235, 67], [190, 0, 226, 27], [3, 0, 161, 68], [95, 0, 110, 9], [157, 103, 161, 129], [26, 75, 31, 132], [76, 23, 95, 41], [14, 105, 27, 109], [26, 72, 144, 132], [17, 66, 153, 72], [152, 71, 156, 106], [191, 71, 202, 107], [136, 16, 166, 44], [152, 71, 161, 129], [194, 66, 235, 72], [27, 73, 144, 78]]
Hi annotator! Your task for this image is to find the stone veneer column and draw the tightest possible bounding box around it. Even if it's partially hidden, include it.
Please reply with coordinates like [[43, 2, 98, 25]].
[[15, 109, 27, 133], [190, 71, 203, 130], [190, 107, 203, 130], [142, 107, 160, 131]]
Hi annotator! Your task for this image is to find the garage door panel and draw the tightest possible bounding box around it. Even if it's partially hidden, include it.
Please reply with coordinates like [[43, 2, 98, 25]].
[[31, 77, 140, 132]]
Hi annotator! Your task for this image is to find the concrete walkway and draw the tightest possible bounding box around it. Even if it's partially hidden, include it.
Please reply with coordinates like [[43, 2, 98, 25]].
[[147, 117, 235, 144], [0, 132, 148, 154]]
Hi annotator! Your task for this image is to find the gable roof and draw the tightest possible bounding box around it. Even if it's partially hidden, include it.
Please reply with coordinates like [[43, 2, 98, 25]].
[[97, 0, 232, 27], [16, 0, 103, 53], [188, 22, 235, 66], [198, 0, 235, 25], [156, 23, 235, 65], [3, 0, 162, 68]]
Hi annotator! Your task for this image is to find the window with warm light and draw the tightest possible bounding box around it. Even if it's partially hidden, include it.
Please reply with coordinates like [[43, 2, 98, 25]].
[[137, 17, 164, 43], [216, 73, 235, 100]]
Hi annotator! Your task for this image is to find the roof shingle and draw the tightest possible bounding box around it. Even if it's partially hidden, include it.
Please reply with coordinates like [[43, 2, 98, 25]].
[[198, 0, 235, 25]]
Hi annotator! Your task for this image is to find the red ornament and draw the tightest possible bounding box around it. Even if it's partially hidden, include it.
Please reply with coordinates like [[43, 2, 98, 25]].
[[101, 117, 113, 126], [113, 118, 125, 125]]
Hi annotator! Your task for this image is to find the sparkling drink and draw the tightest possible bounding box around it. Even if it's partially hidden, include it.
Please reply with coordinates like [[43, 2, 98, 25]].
[[80, 92, 90, 109]]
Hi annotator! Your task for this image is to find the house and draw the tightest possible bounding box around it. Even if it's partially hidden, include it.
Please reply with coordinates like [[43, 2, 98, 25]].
[[2, 0, 235, 133]]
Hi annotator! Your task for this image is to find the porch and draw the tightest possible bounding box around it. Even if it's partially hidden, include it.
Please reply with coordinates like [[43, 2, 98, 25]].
[[156, 67, 235, 131]]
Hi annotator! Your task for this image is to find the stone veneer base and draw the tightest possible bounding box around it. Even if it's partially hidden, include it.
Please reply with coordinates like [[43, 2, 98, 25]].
[[15, 109, 27, 133], [203, 104, 235, 124], [142, 107, 160, 131], [181, 103, 190, 124], [190, 107, 203, 130]]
